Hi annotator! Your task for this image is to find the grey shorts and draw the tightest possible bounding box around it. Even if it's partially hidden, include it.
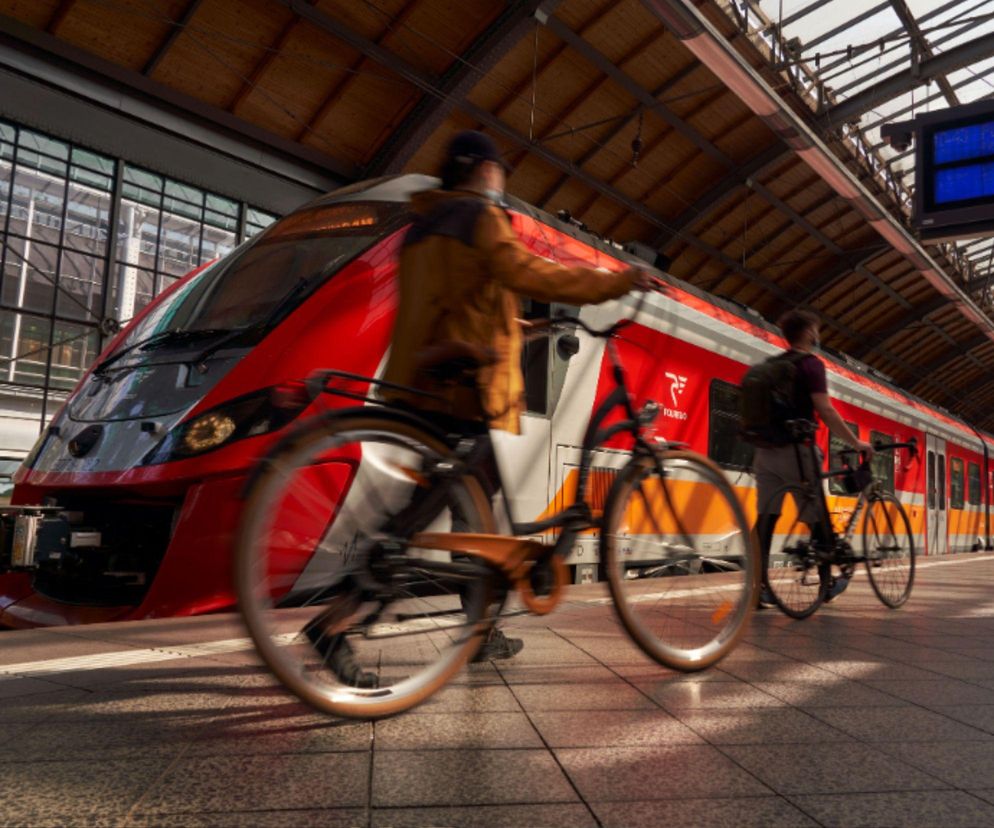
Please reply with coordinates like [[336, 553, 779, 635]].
[[754, 444, 823, 517]]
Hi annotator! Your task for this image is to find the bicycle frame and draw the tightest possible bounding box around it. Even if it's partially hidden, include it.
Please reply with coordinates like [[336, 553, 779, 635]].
[[788, 429, 917, 558]]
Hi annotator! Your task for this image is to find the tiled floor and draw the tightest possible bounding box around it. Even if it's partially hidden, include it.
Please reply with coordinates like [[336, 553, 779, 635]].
[[2, 553, 994, 827]]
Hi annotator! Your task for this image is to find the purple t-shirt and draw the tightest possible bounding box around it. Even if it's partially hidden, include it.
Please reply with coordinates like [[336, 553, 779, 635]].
[[789, 350, 827, 422]]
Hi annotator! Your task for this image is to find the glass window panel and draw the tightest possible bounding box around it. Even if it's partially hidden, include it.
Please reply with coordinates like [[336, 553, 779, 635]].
[[939, 453, 946, 511], [203, 209, 237, 232], [158, 211, 201, 277], [164, 179, 203, 204], [968, 461, 982, 507], [70, 166, 113, 193], [206, 193, 238, 217], [11, 168, 66, 246], [828, 421, 859, 495], [16, 147, 68, 179], [708, 380, 755, 469], [0, 122, 14, 143], [123, 165, 163, 192], [116, 200, 160, 269], [2, 236, 57, 314], [65, 180, 111, 256], [18, 130, 68, 161], [870, 430, 895, 493], [71, 147, 114, 176], [0, 310, 52, 387], [48, 320, 99, 391], [247, 207, 277, 227], [57, 250, 104, 322], [132, 268, 155, 318], [109, 263, 153, 324], [163, 195, 202, 222], [199, 224, 236, 263], [0, 156, 10, 232], [0, 390, 43, 460], [950, 457, 965, 510], [157, 274, 179, 295]]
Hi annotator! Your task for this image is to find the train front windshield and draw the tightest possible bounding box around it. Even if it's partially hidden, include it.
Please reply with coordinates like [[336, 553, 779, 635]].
[[110, 201, 404, 357]]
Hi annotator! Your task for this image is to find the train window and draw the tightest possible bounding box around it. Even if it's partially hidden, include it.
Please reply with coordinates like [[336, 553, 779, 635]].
[[708, 380, 754, 470], [968, 462, 982, 506], [870, 430, 895, 493], [938, 453, 946, 511], [519, 300, 581, 417], [828, 421, 859, 495], [950, 457, 965, 510], [927, 451, 936, 510], [520, 300, 550, 415]]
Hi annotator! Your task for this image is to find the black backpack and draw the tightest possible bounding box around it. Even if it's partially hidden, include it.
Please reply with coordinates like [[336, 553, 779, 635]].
[[739, 351, 807, 445]]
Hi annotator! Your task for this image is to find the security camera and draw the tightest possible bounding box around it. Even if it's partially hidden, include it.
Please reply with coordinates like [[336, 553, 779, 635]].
[[881, 121, 914, 153]]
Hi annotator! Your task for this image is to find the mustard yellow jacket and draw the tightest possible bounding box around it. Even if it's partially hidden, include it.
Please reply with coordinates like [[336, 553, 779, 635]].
[[382, 189, 632, 433]]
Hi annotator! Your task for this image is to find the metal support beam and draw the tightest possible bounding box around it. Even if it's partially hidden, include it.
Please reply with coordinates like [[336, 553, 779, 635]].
[[143, 0, 204, 76], [819, 29, 994, 127], [367, 0, 565, 176], [887, 0, 960, 108]]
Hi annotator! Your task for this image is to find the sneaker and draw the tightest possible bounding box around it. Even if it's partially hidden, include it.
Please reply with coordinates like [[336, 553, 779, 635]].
[[824, 575, 849, 603], [756, 585, 776, 609], [471, 627, 524, 662], [304, 626, 378, 688]]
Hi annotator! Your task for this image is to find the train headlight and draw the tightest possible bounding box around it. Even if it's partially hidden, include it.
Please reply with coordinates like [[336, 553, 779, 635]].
[[182, 413, 236, 453], [143, 382, 311, 465]]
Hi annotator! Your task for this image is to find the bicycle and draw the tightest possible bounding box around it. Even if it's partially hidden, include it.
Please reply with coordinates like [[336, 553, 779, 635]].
[[762, 419, 917, 619], [235, 290, 758, 719]]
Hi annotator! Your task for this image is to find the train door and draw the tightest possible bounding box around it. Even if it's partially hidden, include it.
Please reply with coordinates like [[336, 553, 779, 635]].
[[925, 433, 947, 555], [492, 300, 575, 532]]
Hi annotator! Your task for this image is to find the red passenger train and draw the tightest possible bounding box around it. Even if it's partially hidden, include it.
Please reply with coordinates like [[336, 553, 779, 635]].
[[1, 174, 989, 629]]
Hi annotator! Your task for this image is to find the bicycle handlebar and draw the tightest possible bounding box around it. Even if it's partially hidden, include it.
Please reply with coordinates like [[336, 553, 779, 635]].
[[529, 279, 669, 340], [839, 439, 918, 460]]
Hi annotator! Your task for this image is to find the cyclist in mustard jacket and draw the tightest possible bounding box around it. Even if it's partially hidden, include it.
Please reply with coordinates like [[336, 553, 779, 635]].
[[382, 130, 646, 434]]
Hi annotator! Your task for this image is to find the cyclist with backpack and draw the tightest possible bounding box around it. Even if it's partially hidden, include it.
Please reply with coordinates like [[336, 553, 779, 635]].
[[741, 309, 873, 606]]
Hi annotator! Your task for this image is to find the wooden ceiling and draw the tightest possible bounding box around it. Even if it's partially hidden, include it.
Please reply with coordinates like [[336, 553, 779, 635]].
[[3, 0, 994, 430]]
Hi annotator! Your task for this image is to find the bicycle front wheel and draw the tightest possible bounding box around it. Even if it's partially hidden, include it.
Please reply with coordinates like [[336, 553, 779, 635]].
[[862, 492, 915, 608], [601, 449, 756, 671], [764, 485, 828, 619], [235, 411, 500, 719]]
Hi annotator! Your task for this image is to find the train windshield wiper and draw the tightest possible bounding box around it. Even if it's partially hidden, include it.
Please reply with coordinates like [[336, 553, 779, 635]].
[[92, 328, 233, 378]]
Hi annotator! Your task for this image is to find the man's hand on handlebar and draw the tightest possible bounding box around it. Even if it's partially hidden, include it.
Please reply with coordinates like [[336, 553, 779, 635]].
[[855, 439, 874, 459]]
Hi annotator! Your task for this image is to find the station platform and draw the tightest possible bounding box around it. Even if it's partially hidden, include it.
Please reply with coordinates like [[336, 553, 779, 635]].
[[2, 553, 994, 827]]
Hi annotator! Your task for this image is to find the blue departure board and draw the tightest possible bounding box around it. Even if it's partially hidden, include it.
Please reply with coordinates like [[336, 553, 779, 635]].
[[933, 121, 994, 164], [896, 100, 994, 238], [935, 162, 994, 204]]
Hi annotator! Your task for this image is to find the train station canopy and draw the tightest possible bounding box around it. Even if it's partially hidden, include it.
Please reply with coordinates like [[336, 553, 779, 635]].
[[4, 0, 994, 428]]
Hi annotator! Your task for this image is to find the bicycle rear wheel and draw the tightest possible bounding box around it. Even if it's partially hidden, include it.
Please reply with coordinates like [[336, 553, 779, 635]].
[[862, 492, 915, 608], [601, 449, 756, 671], [235, 411, 500, 719], [763, 485, 828, 619]]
